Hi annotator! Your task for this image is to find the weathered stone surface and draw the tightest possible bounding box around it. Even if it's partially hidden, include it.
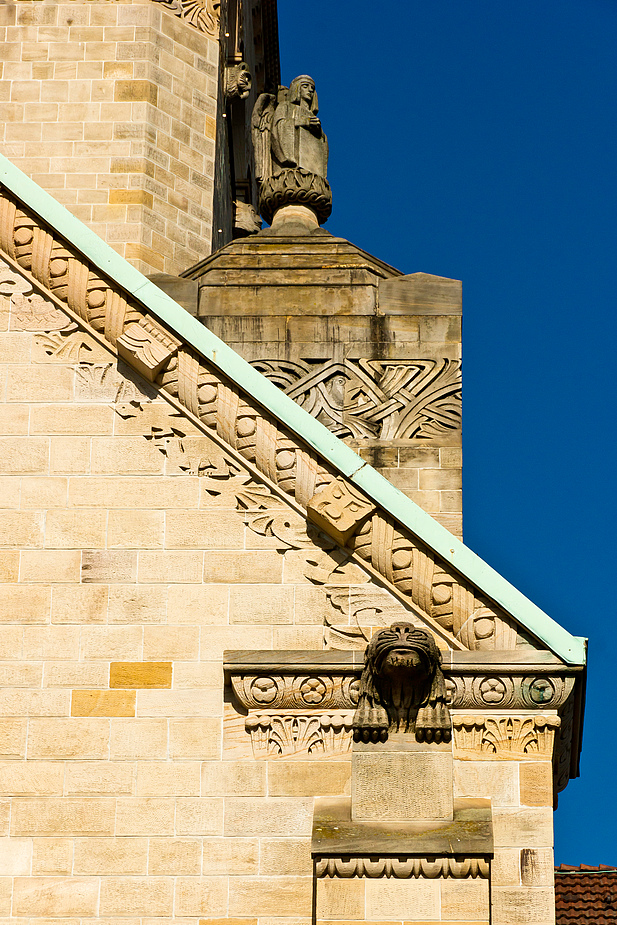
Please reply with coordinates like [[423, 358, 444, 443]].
[[352, 736, 453, 822]]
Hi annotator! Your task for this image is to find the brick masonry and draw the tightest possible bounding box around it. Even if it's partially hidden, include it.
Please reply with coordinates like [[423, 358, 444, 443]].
[[0, 0, 219, 275]]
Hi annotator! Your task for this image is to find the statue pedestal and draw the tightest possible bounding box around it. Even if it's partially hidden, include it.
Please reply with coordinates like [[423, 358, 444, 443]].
[[351, 733, 453, 823]]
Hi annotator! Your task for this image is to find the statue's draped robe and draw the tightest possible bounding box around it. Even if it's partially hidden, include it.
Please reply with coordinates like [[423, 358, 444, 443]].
[[271, 101, 329, 178]]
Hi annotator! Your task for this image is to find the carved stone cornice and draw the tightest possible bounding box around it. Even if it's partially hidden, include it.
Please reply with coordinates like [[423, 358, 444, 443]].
[[225, 649, 581, 789], [316, 855, 489, 879], [312, 797, 493, 878], [225, 650, 579, 713]]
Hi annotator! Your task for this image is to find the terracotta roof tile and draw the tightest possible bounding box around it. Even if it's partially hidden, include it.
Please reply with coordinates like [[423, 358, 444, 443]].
[[555, 865, 617, 924]]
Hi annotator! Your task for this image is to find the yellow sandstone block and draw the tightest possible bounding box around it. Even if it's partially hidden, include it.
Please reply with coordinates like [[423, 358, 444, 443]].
[[136, 761, 201, 796], [519, 761, 553, 807], [0, 837, 32, 876], [114, 80, 158, 104], [202, 837, 259, 876], [13, 877, 99, 916], [110, 661, 172, 688], [71, 689, 136, 717], [100, 876, 173, 915], [0, 719, 27, 758], [115, 798, 175, 836], [170, 718, 221, 759], [11, 798, 115, 836], [73, 836, 148, 875], [32, 838, 73, 875], [27, 718, 109, 759], [229, 877, 313, 917], [142, 625, 199, 660], [110, 718, 168, 759], [175, 877, 228, 916], [109, 189, 154, 207], [260, 837, 313, 876], [65, 760, 134, 796], [149, 837, 202, 875]]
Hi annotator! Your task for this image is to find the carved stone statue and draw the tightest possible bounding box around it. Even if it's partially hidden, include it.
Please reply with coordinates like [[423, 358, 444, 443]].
[[251, 76, 332, 225], [233, 200, 262, 237], [352, 623, 452, 744], [225, 62, 252, 100]]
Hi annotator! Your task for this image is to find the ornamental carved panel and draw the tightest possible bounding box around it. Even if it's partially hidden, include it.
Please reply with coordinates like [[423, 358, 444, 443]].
[[152, 0, 220, 36], [250, 357, 462, 441]]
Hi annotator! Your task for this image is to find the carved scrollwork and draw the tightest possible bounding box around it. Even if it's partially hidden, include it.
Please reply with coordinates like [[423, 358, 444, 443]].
[[316, 856, 489, 879], [228, 665, 574, 714], [245, 711, 353, 758]]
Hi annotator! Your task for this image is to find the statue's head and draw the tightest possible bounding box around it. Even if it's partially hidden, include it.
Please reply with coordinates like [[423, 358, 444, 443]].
[[366, 622, 437, 682], [353, 623, 452, 744], [289, 75, 318, 113]]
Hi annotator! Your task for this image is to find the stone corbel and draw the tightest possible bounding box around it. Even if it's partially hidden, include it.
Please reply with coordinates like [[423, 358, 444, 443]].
[[224, 649, 584, 791], [117, 315, 181, 381], [307, 478, 376, 545]]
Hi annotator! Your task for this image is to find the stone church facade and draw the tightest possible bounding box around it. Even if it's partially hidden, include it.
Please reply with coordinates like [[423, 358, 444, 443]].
[[0, 3, 586, 925]]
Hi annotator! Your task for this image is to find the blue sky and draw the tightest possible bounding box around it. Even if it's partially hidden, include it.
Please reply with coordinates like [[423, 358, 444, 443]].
[[278, 0, 617, 864]]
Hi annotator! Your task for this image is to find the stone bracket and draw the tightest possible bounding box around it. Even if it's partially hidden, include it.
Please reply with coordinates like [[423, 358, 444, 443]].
[[117, 314, 181, 381]]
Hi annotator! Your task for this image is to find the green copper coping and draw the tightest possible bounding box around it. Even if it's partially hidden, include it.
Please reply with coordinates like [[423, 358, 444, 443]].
[[0, 154, 586, 666]]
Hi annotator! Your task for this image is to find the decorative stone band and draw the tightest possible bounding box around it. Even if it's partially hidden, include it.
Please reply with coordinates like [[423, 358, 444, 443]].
[[245, 711, 354, 758], [233, 671, 360, 710], [452, 713, 561, 758], [259, 169, 333, 225], [152, 0, 220, 37], [226, 652, 577, 713], [226, 651, 579, 787], [315, 856, 490, 879]]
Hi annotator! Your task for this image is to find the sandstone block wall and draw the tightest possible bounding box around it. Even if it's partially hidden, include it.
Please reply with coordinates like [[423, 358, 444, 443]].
[[0, 0, 219, 275], [0, 251, 554, 924]]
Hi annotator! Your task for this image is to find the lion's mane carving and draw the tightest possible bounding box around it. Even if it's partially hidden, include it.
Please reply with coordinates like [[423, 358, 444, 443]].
[[352, 623, 451, 744]]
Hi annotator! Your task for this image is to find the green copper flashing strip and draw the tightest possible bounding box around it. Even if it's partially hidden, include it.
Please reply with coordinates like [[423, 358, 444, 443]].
[[0, 154, 586, 666]]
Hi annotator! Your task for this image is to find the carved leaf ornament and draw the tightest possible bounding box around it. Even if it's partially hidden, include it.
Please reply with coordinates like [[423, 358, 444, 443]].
[[0, 187, 528, 656], [152, 0, 220, 36]]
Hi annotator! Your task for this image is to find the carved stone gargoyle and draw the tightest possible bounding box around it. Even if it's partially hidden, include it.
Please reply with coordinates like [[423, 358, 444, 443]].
[[352, 623, 452, 744]]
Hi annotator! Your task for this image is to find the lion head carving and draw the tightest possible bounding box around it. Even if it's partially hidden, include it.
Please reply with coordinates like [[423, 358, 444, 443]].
[[352, 623, 451, 744]]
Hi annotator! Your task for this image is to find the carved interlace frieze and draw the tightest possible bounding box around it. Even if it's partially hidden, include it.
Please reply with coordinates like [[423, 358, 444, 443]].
[[251, 357, 462, 440], [246, 711, 353, 758], [315, 856, 489, 879], [453, 714, 561, 758], [0, 188, 536, 656], [152, 0, 220, 36]]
